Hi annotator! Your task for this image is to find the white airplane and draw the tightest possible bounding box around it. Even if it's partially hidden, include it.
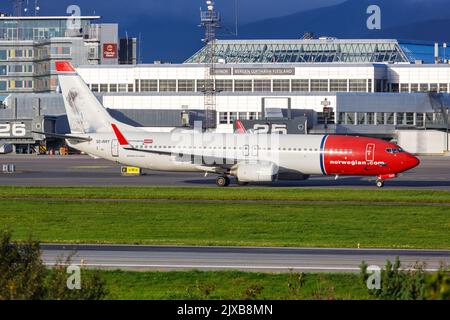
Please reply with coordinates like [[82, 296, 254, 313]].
[[41, 61, 420, 188]]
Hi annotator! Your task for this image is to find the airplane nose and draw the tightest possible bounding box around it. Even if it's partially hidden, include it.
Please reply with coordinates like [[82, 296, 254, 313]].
[[406, 154, 420, 170]]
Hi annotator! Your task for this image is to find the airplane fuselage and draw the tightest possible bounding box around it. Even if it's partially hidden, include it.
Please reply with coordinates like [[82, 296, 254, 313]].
[[68, 131, 420, 182]]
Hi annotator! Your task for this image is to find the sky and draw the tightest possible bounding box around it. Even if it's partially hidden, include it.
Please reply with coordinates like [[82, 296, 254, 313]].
[[0, 0, 447, 62], [0, 0, 347, 24]]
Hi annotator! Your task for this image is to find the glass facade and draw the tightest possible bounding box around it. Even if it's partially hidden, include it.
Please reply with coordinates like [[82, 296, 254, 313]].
[[185, 40, 411, 64], [0, 19, 91, 41]]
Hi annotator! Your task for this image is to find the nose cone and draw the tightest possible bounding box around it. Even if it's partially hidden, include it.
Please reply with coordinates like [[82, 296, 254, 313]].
[[405, 154, 420, 170]]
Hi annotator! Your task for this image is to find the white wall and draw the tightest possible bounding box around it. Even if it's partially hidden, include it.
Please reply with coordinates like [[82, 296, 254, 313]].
[[397, 130, 449, 154]]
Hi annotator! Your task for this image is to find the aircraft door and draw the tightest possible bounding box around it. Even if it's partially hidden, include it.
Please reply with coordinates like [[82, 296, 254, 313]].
[[112, 139, 119, 157], [243, 145, 250, 157], [366, 143, 375, 162]]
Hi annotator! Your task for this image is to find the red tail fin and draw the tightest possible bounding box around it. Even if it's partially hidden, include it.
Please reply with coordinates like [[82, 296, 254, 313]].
[[235, 120, 247, 134], [55, 61, 76, 73]]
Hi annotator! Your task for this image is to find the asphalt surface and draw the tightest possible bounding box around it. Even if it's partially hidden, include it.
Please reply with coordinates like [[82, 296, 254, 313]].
[[1, 154, 450, 189], [41, 244, 450, 273]]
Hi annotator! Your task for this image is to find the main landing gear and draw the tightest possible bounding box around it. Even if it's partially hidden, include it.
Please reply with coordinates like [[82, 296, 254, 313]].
[[216, 175, 230, 187]]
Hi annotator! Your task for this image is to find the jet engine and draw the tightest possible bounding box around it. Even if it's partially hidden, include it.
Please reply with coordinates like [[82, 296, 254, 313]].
[[232, 162, 279, 182]]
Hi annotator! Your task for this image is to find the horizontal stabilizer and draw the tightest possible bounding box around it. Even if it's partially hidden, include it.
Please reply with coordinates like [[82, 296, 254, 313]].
[[32, 131, 92, 142]]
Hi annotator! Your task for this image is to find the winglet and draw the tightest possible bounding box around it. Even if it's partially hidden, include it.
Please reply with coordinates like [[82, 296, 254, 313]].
[[235, 120, 247, 134], [55, 61, 76, 73], [111, 124, 130, 147]]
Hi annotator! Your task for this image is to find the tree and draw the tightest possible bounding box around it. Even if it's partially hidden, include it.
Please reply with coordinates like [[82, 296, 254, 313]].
[[0, 230, 107, 300]]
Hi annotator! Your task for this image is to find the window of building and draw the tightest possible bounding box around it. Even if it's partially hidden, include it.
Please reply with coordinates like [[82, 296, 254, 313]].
[[215, 79, 233, 92], [350, 79, 367, 92], [50, 47, 71, 55], [330, 79, 347, 92], [273, 79, 290, 92], [368, 79, 372, 92], [337, 112, 344, 124], [135, 79, 140, 92], [375, 79, 383, 92], [197, 80, 214, 92], [230, 112, 238, 124], [291, 79, 309, 92], [419, 84, 429, 92], [429, 83, 438, 93], [219, 112, 229, 124], [91, 84, 99, 92], [234, 80, 252, 92], [367, 112, 375, 125], [9, 80, 33, 89], [140, 79, 158, 92], [346, 112, 355, 125], [397, 113, 405, 125], [178, 80, 195, 92], [0, 50, 6, 60], [248, 112, 257, 120], [406, 113, 414, 125], [386, 113, 395, 125], [118, 84, 127, 92], [109, 84, 118, 92], [410, 84, 419, 92], [376, 113, 385, 125], [128, 84, 134, 92], [390, 83, 399, 93], [159, 80, 176, 92], [400, 83, 409, 93], [8, 64, 33, 73], [439, 84, 448, 93], [100, 84, 108, 92], [0, 80, 7, 91], [0, 65, 6, 75], [416, 113, 424, 127], [254, 79, 271, 92], [310, 79, 328, 92], [357, 113, 366, 125]]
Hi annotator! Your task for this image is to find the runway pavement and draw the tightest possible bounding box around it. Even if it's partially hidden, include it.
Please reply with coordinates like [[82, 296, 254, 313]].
[[1, 154, 450, 189], [41, 244, 450, 273]]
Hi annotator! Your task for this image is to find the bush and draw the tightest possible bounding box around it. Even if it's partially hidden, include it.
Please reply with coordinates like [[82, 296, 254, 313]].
[[360, 257, 449, 300], [0, 230, 107, 300]]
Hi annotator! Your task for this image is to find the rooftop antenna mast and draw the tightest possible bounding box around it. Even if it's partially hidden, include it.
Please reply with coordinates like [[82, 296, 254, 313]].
[[200, 0, 221, 130], [12, 0, 24, 16], [34, 0, 40, 16]]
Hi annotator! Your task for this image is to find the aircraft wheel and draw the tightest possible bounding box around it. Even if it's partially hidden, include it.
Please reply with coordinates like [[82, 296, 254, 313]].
[[376, 180, 385, 188], [216, 176, 230, 187]]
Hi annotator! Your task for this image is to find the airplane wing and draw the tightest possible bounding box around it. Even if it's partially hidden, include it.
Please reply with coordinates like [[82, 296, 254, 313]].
[[110, 124, 247, 168], [32, 131, 92, 142]]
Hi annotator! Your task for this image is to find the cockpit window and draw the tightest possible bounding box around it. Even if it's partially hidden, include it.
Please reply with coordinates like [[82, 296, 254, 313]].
[[386, 148, 404, 154]]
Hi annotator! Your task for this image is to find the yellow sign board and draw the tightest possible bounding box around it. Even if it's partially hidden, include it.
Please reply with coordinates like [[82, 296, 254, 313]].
[[121, 166, 142, 176]]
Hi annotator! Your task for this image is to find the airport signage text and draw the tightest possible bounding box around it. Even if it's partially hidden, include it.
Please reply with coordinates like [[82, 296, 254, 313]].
[[233, 68, 295, 76], [210, 68, 296, 76]]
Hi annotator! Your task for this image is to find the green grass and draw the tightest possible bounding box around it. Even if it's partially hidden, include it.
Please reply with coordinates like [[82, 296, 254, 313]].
[[95, 270, 370, 300], [1, 199, 448, 248], [1, 186, 450, 203]]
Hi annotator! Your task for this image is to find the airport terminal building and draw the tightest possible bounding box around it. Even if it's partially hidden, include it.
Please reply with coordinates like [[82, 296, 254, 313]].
[[0, 15, 449, 155]]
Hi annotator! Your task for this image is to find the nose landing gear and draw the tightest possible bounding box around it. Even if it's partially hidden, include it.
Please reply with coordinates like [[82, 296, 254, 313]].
[[375, 174, 397, 188]]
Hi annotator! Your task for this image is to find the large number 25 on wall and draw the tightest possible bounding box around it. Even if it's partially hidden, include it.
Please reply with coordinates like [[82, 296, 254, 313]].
[[0, 123, 26, 137]]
